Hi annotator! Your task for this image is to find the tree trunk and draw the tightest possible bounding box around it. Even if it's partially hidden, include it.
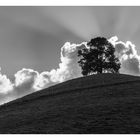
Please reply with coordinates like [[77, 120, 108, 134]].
[[97, 67, 102, 73]]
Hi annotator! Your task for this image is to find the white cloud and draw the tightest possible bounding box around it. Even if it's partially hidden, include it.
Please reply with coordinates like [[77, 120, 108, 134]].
[[34, 42, 88, 89], [34, 71, 50, 90], [0, 37, 140, 105], [48, 42, 87, 82], [14, 68, 39, 93], [109, 36, 140, 76], [0, 68, 13, 94]]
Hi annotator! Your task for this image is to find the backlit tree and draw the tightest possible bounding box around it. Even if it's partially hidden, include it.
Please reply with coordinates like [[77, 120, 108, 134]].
[[78, 37, 121, 76]]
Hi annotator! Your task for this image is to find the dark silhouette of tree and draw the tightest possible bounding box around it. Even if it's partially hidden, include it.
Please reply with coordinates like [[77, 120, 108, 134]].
[[78, 37, 121, 76]]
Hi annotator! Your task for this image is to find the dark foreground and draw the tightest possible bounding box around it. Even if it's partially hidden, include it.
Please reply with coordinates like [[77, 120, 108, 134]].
[[0, 73, 140, 134]]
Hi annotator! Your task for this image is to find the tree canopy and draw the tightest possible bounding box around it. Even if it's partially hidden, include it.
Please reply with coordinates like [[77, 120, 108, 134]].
[[78, 37, 121, 76]]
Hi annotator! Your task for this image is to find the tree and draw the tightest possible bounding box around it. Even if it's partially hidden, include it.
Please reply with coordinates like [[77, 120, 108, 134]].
[[78, 37, 121, 76]]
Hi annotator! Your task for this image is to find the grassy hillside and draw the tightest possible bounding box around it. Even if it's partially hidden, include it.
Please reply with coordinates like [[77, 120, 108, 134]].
[[0, 73, 140, 133]]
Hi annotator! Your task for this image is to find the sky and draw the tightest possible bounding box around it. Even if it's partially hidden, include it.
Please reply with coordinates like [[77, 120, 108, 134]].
[[0, 6, 140, 78], [0, 6, 140, 104]]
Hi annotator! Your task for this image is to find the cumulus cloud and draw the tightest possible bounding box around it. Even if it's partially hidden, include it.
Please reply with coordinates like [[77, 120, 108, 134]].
[[0, 68, 13, 104], [48, 42, 87, 82], [109, 36, 140, 76], [0, 42, 88, 104], [0, 68, 13, 94], [34, 42, 87, 89], [0, 36, 140, 105], [0, 68, 40, 104], [14, 68, 40, 94]]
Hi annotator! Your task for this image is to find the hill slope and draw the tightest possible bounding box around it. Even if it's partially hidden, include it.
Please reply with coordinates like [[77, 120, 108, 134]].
[[0, 73, 140, 133]]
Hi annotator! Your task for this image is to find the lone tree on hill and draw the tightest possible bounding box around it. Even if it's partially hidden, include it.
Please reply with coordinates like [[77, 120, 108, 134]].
[[78, 37, 121, 76]]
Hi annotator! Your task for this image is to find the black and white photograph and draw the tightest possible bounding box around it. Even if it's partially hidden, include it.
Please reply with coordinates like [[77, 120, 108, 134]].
[[0, 5, 140, 135]]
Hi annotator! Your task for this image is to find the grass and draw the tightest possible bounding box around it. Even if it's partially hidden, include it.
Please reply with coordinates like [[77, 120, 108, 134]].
[[0, 73, 140, 133]]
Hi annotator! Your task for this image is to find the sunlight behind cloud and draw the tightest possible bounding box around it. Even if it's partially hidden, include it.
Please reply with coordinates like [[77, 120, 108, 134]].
[[43, 7, 100, 40]]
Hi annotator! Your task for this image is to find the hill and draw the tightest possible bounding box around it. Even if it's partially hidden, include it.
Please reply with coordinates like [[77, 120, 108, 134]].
[[0, 73, 140, 133]]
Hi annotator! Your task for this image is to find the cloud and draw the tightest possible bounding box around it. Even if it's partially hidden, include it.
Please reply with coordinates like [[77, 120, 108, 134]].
[[0, 68, 40, 104], [48, 42, 87, 82], [0, 68, 13, 94], [0, 42, 88, 105], [34, 42, 88, 89], [14, 68, 40, 94], [0, 68, 14, 104], [0, 36, 140, 105], [109, 36, 140, 76]]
